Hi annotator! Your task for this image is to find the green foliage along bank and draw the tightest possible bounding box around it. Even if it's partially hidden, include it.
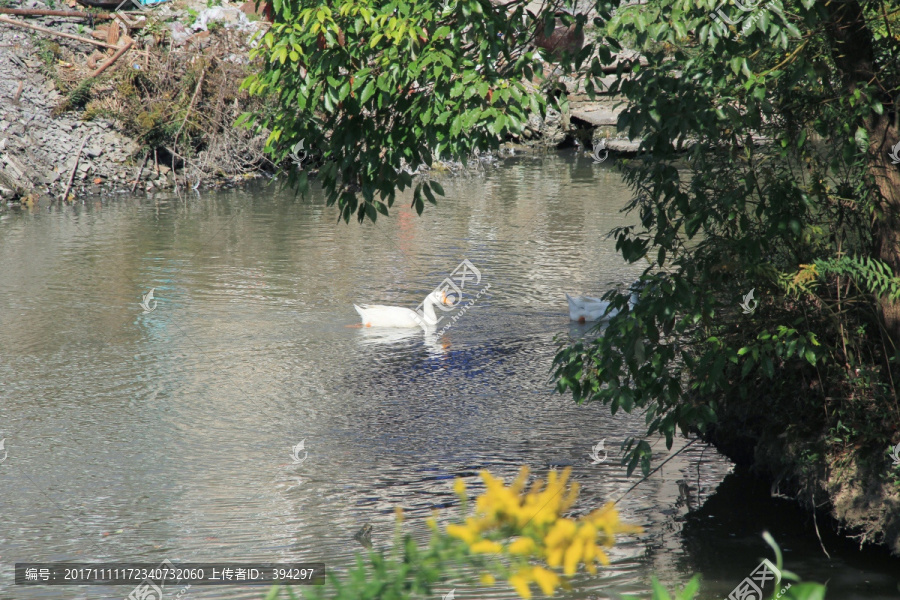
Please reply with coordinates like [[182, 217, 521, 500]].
[[552, 0, 900, 553], [240, 0, 595, 221]]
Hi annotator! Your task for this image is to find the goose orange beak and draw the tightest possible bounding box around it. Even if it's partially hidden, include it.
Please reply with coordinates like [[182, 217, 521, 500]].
[[441, 291, 451, 305]]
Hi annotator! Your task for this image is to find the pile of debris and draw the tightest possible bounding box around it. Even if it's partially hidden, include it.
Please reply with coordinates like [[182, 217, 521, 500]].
[[0, 0, 274, 205]]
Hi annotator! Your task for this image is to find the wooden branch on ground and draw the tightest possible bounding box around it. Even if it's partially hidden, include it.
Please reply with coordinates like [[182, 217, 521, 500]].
[[0, 7, 115, 19], [131, 151, 149, 193], [61, 136, 89, 204], [0, 15, 120, 49], [90, 38, 133, 78]]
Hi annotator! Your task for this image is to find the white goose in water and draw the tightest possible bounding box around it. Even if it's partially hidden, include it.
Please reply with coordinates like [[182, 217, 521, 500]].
[[354, 289, 451, 328], [566, 289, 640, 323]]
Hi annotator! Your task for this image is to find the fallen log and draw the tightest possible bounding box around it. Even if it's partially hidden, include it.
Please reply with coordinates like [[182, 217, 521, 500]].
[[90, 37, 133, 78], [0, 167, 26, 198], [0, 15, 120, 49], [0, 7, 115, 19]]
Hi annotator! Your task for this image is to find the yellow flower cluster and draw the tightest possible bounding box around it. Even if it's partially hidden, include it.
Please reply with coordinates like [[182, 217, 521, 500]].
[[446, 467, 642, 599], [509, 566, 561, 598]]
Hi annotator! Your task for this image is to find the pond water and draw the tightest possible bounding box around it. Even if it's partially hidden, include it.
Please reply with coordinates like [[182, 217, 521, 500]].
[[1, 153, 898, 600]]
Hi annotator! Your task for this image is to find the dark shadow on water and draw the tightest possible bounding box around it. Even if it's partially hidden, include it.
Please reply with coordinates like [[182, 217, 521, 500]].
[[679, 467, 900, 600]]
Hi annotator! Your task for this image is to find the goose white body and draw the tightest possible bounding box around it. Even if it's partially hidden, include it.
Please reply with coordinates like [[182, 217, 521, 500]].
[[566, 292, 638, 323], [354, 305, 426, 328], [354, 289, 450, 329]]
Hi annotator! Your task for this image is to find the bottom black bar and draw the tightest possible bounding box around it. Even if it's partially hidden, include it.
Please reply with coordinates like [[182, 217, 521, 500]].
[[15, 563, 326, 585]]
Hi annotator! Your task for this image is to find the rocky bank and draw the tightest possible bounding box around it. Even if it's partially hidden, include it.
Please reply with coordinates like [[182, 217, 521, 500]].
[[0, 0, 272, 205], [0, 17, 142, 201]]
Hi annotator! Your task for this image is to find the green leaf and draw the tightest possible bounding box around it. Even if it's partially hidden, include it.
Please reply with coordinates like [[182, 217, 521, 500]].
[[741, 358, 755, 378], [853, 126, 868, 150], [264, 586, 281, 600], [804, 348, 816, 365], [423, 183, 437, 204], [360, 81, 376, 104], [782, 583, 827, 600], [650, 577, 672, 600], [676, 575, 701, 600]]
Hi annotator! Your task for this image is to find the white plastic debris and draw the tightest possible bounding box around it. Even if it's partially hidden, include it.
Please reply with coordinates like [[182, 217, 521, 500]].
[[191, 6, 253, 32], [168, 21, 191, 45], [223, 53, 249, 65]]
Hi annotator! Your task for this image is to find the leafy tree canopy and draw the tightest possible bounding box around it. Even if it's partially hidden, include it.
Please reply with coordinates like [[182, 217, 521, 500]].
[[241, 0, 598, 222]]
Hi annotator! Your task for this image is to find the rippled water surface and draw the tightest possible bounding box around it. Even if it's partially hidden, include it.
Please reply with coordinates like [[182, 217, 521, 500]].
[[2, 153, 898, 600]]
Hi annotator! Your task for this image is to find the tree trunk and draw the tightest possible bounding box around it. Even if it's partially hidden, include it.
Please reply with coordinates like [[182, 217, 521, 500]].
[[868, 115, 900, 342], [824, 0, 900, 344]]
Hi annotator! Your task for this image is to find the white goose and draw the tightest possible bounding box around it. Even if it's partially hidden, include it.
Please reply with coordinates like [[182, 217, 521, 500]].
[[355, 289, 451, 328], [566, 290, 639, 323]]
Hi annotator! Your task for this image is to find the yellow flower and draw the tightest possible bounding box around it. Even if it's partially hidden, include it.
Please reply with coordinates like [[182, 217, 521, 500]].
[[586, 502, 644, 538], [546, 545, 564, 568], [509, 567, 534, 599], [453, 477, 467, 497], [480, 573, 496, 585], [470, 539, 503, 554], [582, 539, 598, 573], [446, 523, 477, 545], [508, 536, 536, 555], [576, 522, 597, 540], [543, 518, 576, 549], [426, 517, 439, 531], [531, 566, 561, 596], [394, 507, 404, 522], [477, 470, 524, 522], [442, 466, 642, 598], [517, 468, 579, 528], [510, 465, 530, 494], [508, 566, 561, 599], [563, 538, 583, 575]]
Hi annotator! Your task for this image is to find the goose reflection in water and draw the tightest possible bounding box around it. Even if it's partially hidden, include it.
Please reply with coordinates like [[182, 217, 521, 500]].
[[356, 326, 451, 357]]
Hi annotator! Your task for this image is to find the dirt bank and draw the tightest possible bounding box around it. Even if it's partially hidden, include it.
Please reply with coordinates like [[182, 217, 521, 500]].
[[0, 0, 272, 205], [0, 15, 140, 200], [707, 405, 900, 557]]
